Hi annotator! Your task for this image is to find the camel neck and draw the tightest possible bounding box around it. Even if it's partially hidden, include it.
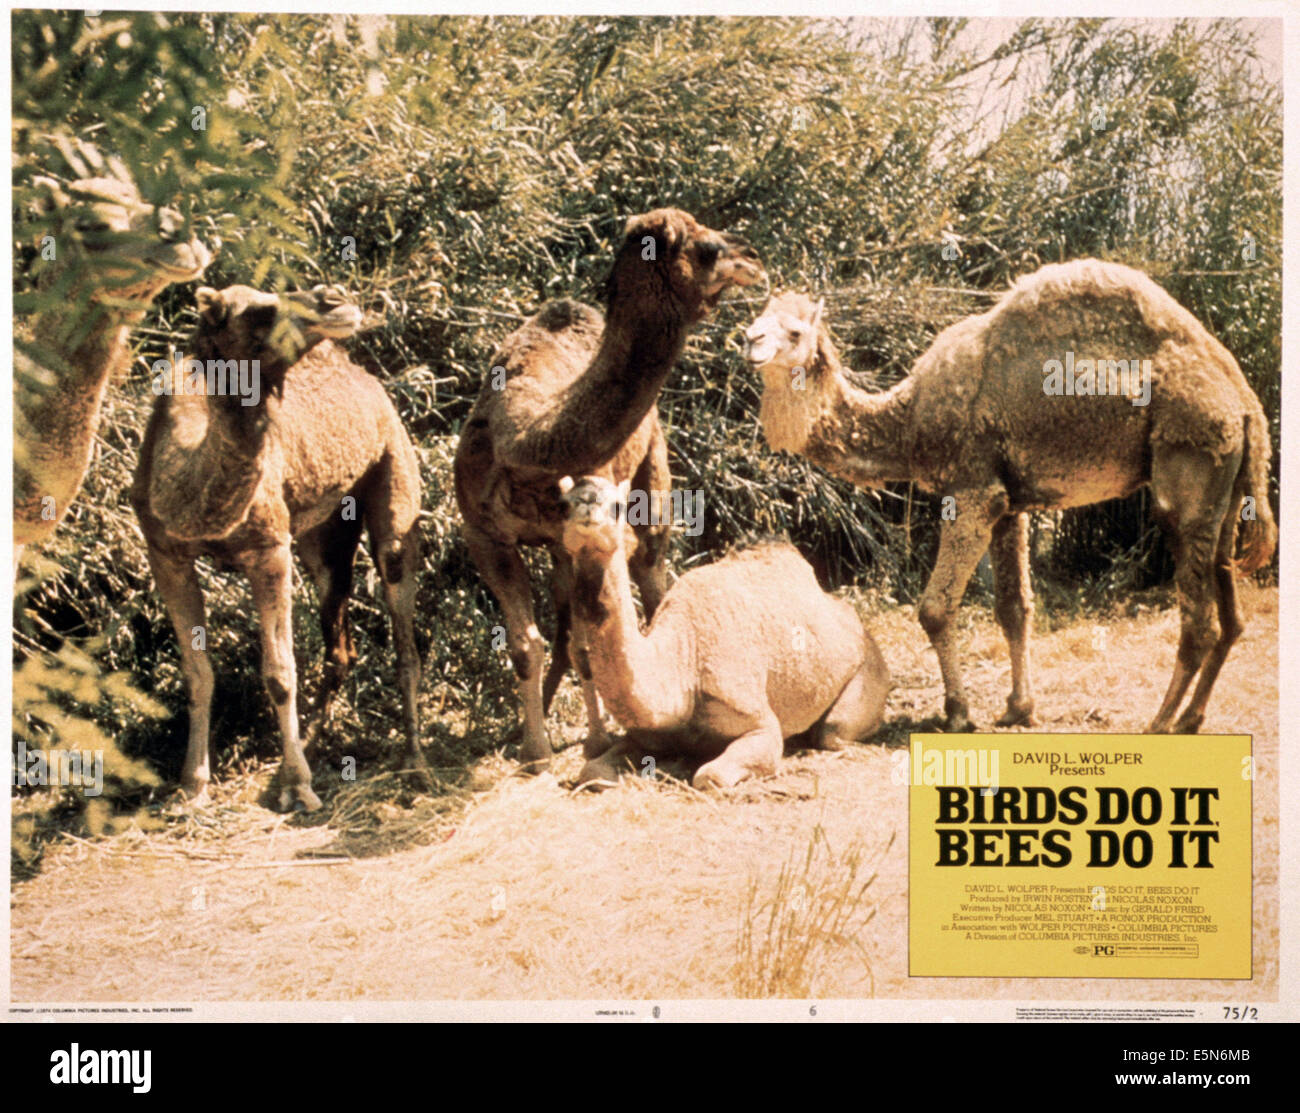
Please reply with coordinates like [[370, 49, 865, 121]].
[[786, 337, 916, 488], [23, 304, 137, 473], [571, 548, 685, 729], [144, 358, 276, 542], [527, 296, 687, 476]]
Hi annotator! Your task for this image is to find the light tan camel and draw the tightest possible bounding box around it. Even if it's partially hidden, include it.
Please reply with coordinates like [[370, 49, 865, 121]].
[[16, 144, 212, 564], [744, 262, 1276, 735], [455, 209, 764, 772], [131, 284, 423, 812], [557, 476, 889, 789]]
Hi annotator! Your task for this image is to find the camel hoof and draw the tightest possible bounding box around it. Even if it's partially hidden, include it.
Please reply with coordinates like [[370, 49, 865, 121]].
[[397, 760, 434, 792], [994, 703, 1036, 728], [278, 784, 323, 813], [575, 761, 620, 791], [518, 755, 552, 776], [942, 716, 977, 734], [398, 747, 429, 773], [582, 732, 614, 760], [693, 762, 746, 791], [515, 727, 554, 774]]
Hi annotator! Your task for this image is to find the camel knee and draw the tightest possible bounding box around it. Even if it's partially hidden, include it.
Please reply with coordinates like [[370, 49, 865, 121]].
[[324, 641, 355, 679], [263, 670, 295, 706], [373, 538, 412, 585], [508, 624, 546, 682], [1175, 620, 1217, 670], [182, 654, 214, 705], [918, 598, 951, 640]]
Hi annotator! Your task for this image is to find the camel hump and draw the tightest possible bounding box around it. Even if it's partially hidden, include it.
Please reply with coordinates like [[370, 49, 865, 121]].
[[533, 298, 604, 335], [999, 258, 1198, 337]]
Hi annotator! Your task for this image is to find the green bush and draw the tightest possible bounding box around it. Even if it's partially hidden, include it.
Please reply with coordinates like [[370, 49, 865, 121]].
[[12, 15, 1280, 826]]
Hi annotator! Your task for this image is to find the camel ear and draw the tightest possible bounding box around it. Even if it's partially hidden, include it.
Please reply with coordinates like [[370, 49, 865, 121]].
[[195, 287, 226, 326], [811, 297, 825, 332], [557, 475, 575, 495]]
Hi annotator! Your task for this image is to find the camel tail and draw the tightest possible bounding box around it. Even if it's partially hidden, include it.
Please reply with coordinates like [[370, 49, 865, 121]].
[[1234, 410, 1277, 574]]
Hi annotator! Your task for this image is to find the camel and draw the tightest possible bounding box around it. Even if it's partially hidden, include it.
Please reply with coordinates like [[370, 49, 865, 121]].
[[557, 475, 889, 789], [454, 209, 764, 772], [131, 284, 423, 812], [16, 142, 212, 564], [743, 262, 1277, 735]]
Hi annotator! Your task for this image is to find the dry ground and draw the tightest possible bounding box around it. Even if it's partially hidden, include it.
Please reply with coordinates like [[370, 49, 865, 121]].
[[10, 584, 1278, 1003]]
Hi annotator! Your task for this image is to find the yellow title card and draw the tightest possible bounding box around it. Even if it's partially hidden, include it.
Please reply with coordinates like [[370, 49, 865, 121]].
[[908, 734, 1252, 979]]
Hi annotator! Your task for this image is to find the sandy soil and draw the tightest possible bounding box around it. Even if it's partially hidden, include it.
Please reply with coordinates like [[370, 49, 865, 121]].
[[10, 585, 1277, 1004]]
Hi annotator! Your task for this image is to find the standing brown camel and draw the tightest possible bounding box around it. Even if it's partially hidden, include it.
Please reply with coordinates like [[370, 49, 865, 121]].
[[744, 263, 1276, 735], [16, 144, 211, 564], [455, 209, 764, 771], [132, 284, 423, 811]]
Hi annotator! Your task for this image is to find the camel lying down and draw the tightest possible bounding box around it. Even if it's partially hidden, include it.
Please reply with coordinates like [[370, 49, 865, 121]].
[[558, 476, 890, 790]]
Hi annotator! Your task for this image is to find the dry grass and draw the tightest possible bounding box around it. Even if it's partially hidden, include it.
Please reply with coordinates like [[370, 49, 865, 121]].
[[734, 826, 892, 998], [10, 585, 1277, 1002]]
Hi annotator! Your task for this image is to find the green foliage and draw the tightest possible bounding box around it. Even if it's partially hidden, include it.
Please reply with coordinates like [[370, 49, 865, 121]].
[[12, 15, 1280, 826]]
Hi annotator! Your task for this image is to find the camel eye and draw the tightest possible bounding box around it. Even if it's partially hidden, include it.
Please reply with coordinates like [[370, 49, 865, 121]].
[[696, 240, 721, 267]]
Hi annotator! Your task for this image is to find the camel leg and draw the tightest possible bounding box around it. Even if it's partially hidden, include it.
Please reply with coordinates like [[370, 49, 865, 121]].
[[991, 512, 1036, 727], [628, 439, 672, 620], [296, 513, 364, 754], [1147, 447, 1240, 733], [146, 545, 214, 804], [918, 502, 997, 732], [575, 734, 637, 789], [629, 524, 670, 619], [817, 643, 890, 750], [547, 552, 612, 758], [242, 544, 319, 812], [541, 557, 572, 714], [1171, 510, 1245, 734], [464, 531, 551, 771], [371, 526, 425, 772], [694, 715, 784, 791]]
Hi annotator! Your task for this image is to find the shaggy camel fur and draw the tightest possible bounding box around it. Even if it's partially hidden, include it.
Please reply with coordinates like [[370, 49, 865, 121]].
[[455, 209, 764, 771], [745, 264, 1276, 735], [131, 285, 423, 812], [16, 145, 211, 563], [558, 476, 889, 789]]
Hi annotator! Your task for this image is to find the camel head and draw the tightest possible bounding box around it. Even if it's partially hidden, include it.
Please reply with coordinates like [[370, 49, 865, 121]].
[[192, 284, 364, 393], [32, 157, 212, 303], [605, 208, 765, 322], [743, 291, 826, 376], [557, 475, 631, 559]]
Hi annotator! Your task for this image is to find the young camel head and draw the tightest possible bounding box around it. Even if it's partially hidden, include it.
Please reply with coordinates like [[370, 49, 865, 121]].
[[31, 146, 212, 305], [604, 208, 765, 322], [192, 284, 363, 395], [557, 475, 631, 561], [742, 291, 826, 377]]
